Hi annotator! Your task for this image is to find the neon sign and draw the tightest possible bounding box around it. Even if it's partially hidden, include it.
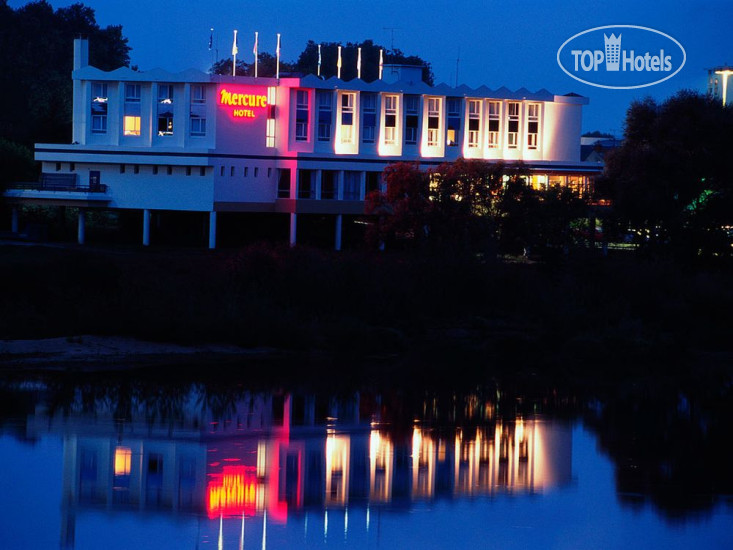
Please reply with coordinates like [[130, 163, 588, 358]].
[[218, 85, 268, 119], [207, 465, 258, 518]]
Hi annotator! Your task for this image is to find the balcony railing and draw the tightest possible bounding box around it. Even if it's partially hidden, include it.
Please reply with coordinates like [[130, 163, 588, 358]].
[[6, 173, 108, 193]]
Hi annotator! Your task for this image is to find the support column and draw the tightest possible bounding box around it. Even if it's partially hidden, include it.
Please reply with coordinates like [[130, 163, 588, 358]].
[[11, 207, 19, 234], [289, 212, 297, 247], [208, 211, 217, 249], [335, 214, 342, 251], [77, 209, 85, 245], [142, 209, 151, 246]]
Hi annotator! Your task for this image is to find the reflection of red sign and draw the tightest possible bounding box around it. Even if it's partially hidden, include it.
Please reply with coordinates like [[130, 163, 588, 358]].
[[207, 465, 258, 518], [218, 85, 268, 120]]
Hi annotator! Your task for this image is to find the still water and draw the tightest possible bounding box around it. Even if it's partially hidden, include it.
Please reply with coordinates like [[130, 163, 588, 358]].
[[0, 370, 730, 549]]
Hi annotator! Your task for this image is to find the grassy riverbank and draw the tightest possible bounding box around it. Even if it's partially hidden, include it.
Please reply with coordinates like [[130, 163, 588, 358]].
[[2, 243, 732, 374]]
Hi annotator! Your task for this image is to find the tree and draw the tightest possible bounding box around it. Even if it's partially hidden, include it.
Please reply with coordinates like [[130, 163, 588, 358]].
[[365, 162, 431, 248], [210, 52, 295, 77], [0, 1, 131, 147], [605, 90, 733, 258]]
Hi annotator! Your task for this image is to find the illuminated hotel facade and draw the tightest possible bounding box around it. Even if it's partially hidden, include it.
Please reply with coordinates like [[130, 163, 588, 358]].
[[6, 38, 601, 248]]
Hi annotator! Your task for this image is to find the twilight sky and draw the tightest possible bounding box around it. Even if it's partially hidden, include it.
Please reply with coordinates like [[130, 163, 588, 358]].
[[10, 0, 733, 135]]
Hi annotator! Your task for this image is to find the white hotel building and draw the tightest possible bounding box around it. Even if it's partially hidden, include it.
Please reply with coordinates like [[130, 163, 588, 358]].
[[6, 39, 601, 248]]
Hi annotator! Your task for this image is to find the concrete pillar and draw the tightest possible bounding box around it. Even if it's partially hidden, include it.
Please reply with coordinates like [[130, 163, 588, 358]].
[[142, 209, 151, 246], [335, 214, 342, 251], [289, 212, 297, 247], [11, 207, 19, 234], [208, 211, 217, 249], [77, 209, 85, 245]]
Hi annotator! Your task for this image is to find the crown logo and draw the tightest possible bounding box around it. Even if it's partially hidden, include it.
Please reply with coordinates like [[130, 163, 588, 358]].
[[604, 33, 622, 71]]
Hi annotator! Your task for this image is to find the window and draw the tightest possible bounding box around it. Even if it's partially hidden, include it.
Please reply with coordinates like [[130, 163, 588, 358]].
[[278, 169, 291, 198], [200, 166, 206, 176], [427, 97, 441, 147], [317, 91, 332, 141], [343, 171, 361, 200], [488, 101, 501, 148], [295, 90, 309, 141], [298, 169, 314, 199], [527, 103, 539, 149], [91, 82, 108, 134], [365, 172, 381, 194], [123, 84, 142, 136], [157, 84, 174, 136], [191, 85, 206, 104], [446, 98, 461, 146], [266, 86, 277, 147], [383, 94, 398, 145], [133, 164, 139, 174], [230, 166, 235, 177], [220, 166, 224, 176], [267, 167, 272, 178], [120, 164, 125, 174], [244, 167, 248, 177], [167, 166, 172, 175], [340, 93, 355, 144], [404, 95, 419, 145], [190, 116, 206, 136], [153, 165, 159, 175], [361, 93, 376, 143], [190, 85, 206, 136], [468, 99, 481, 148], [55, 162, 61, 172], [123, 115, 141, 136], [322, 170, 337, 199], [254, 167, 259, 177], [70, 162, 75, 171], [507, 102, 520, 148]]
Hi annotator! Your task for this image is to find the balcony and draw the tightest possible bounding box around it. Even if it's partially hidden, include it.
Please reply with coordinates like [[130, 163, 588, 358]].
[[4, 173, 110, 204]]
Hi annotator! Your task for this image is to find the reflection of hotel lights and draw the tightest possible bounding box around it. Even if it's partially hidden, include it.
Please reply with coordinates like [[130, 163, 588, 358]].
[[207, 465, 258, 519], [114, 447, 131, 476]]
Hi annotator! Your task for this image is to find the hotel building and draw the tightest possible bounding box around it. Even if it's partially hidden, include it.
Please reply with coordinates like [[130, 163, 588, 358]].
[[5, 39, 601, 248]]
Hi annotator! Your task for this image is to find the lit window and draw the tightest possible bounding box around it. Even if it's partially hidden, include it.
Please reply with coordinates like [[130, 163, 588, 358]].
[[527, 103, 539, 150], [488, 101, 501, 148], [507, 102, 520, 149], [114, 447, 132, 476], [123, 115, 141, 136], [427, 97, 441, 147], [340, 93, 355, 144], [317, 91, 332, 141], [468, 99, 481, 148], [266, 87, 277, 147], [295, 89, 309, 141], [383, 94, 398, 145]]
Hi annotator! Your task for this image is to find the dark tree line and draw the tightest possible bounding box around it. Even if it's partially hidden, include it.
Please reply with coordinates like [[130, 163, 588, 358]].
[[211, 39, 434, 84], [0, 1, 130, 187], [599, 90, 733, 261]]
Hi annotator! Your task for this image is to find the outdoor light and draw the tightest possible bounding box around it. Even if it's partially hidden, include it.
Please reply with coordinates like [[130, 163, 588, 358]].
[[714, 69, 733, 106]]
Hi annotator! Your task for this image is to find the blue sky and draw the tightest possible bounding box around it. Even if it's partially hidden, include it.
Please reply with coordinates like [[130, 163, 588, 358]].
[[10, 0, 733, 135]]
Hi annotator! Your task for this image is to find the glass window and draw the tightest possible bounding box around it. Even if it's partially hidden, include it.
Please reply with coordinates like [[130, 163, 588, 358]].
[[361, 93, 376, 143], [384, 94, 398, 145], [507, 102, 520, 148], [157, 84, 174, 136], [527, 103, 539, 150], [488, 101, 501, 148], [468, 99, 481, 148], [427, 97, 441, 147], [295, 89, 309, 141], [317, 91, 332, 142], [340, 93, 355, 144], [91, 82, 108, 134]]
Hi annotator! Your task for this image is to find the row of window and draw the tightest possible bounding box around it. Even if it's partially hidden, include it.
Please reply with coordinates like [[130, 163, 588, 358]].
[[218, 165, 271, 178], [298, 91, 541, 150], [91, 82, 207, 137], [277, 169, 382, 201], [119, 164, 208, 176]]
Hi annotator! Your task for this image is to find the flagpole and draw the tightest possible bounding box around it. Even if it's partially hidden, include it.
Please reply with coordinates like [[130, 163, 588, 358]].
[[357, 47, 362, 79], [232, 29, 238, 77], [276, 33, 281, 80], [379, 49, 384, 80], [317, 43, 322, 77], [337, 45, 342, 79], [254, 31, 259, 78]]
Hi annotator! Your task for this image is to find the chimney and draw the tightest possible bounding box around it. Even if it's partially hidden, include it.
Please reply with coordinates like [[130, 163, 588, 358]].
[[73, 37, 89, 70]]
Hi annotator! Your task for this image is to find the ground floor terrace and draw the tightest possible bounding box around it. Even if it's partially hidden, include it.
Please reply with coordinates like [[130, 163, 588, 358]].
[[3, 164, 600, 249]]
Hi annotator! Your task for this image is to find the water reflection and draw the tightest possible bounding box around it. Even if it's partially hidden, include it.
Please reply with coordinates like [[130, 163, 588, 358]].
[[1, 372, 730, 549], [19, 383, 573, 548]]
